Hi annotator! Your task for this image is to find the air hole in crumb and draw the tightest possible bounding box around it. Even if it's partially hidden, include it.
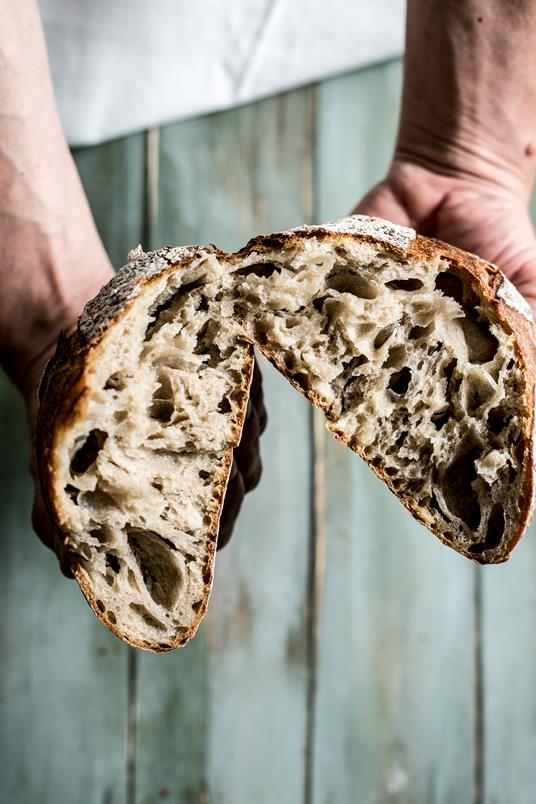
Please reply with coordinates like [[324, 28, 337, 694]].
[[114, 410, 128, 423], [384, 345, 406, 369], [149, 399, 174, 423], [126, 526, 183, 610], [430, 490, 449, 520], [127, 569, 140, 592], [464, 374, 495, 415], [70, 429, 108, 475], [65, 484, 80, 504], [129, 603, 167, 631], [104, 371, 130, 391], [152, 478, 163, 492], [374, 324, 396, 350], [107, 612, 117, 625], [145, 280, 204, 341], [487, 406, 510, 434], [468, 503, 505, 554], [431, 408, 452, 431], [96, 599, 105, 613], [253, 320, 268, 345], [90, 525, 113, 545], [284, 352, 297, 371], [106, 553, 121, 573], [234, 262, 282, 279], [388, 367, 412, 395], [395, 431, 408, 447], [293, 372, 310, 392], [461, 318, 499, 364], [192, 600, 204, 614], [325, 268, 379, 299], [385, 278, 423, 291], [199, 470, 210, 480], [82, 488, 118, 511], [218, 397, 232, 414], [435, 271, 465, 306], [409, 323, 434, 340], [77, 542, 92, 561], [440, 439, 482, 530]]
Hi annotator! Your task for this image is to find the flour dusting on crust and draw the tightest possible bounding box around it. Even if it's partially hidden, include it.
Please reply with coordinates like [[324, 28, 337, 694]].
[[290, 215, 416, 253], [79, 245, 210, 343], [497, 276, 533, 323]]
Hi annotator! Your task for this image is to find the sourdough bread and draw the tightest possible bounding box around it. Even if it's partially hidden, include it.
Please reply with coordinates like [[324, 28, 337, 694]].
[[38, 216, 536, 651]]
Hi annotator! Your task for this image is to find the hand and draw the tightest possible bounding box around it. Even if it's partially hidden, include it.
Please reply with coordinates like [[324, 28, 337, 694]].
[[354, 159, 536, 316], [27, 322, 266, 570], [218, 360, 267, 548]]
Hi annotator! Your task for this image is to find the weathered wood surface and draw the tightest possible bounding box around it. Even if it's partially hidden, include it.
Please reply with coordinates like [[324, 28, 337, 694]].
[[311, 62, 477, 804], [134, 90, 314, 804], [2, 58, 536, 804], [0, 134, 147, 804]]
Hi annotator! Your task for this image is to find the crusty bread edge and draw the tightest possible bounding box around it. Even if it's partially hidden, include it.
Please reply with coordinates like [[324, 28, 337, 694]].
[[235, 224, 536, 564], [37, 249, 255, 652]]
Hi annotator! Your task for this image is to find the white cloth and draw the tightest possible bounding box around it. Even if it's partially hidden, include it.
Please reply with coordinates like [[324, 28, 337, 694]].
[[39, 0, 405, 147]]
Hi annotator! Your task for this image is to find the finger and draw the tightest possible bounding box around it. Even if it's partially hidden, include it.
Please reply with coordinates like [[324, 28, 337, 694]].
[[353, 182, 413, 226], [218, 461, 246, 549], [241, 398, 262, 442], [32, 490, 73, 578], [235, 440, 262, 491]]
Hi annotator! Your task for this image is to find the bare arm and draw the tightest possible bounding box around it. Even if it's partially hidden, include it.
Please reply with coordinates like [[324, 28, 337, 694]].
[[0, 0, 113, 397], [399, 0, 536, 195], [1, 0, 264, 565], [356, 0, 536, 312]]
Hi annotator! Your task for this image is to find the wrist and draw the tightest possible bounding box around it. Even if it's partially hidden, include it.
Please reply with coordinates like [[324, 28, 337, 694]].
[[1, 236, 113, 401], [396, 116, 536, 203]]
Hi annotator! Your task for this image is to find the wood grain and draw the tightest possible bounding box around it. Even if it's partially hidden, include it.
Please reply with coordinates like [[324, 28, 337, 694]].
[[0, 134, 147, 804], [480, 189, 536, 804], [311, 61, 477, 804], [134, 90, 315, 804]]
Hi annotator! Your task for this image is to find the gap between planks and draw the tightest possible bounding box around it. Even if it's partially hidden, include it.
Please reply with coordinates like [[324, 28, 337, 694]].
[[473, 567, 484, 804], [125, 126, 160, 804], [304, 410, 327, 804]]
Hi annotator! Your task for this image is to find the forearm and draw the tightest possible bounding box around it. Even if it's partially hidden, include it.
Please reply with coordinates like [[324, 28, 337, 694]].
[[398, 0, 536, 197], [0, 0, 113, 394]]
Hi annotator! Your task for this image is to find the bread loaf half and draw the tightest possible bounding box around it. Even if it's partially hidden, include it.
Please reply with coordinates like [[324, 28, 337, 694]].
[[38, 216, 536, 651]]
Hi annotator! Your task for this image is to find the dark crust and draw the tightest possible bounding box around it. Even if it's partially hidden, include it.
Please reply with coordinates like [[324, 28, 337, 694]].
[[236, 225, 536, 565], [37, 247, 254, 653], [38, 218, 536, 653]]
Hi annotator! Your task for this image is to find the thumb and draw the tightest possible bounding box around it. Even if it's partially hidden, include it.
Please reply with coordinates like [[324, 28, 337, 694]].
[[352, 181, 413, 226]]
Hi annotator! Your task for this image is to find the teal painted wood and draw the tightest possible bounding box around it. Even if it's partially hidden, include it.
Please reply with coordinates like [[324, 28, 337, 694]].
[[480, 538, 536, 804], [0, 385, 128, 804], [74, 134, 147, 269], [311, 61, 477, 803], [0, 135, 147, 804], [134, 90, 315, 804], [481, 191, 536, 804]]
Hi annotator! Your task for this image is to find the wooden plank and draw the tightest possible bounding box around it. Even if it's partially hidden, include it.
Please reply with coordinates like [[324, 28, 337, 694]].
[[134, 90, 315, 804], [311, 61, 477, 803], [0, 135, 146, 804], [480, 193, 536, 804], [74, 134, 147, 268]]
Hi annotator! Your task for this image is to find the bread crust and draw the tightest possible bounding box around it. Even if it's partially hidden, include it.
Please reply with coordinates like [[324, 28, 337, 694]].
[[236, 218, 536, 563], [38, 216, 536, 652], [37, 245, 254, 652]]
